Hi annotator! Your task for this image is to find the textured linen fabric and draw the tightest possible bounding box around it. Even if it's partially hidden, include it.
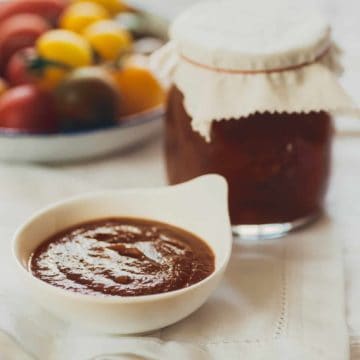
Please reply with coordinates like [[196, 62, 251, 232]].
[[0, 136, 352, 360], [0, 1, 359, 359]]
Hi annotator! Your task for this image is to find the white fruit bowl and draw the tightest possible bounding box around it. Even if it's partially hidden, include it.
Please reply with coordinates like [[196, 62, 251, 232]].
[[0, 106, 163, 163]]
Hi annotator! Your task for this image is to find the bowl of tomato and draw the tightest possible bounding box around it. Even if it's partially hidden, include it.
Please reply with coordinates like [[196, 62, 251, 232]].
[[0, 0, 167, 162]]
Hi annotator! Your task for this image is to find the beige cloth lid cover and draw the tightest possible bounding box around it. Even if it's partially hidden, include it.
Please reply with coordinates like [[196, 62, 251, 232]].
[[152, 0, 359, 140]]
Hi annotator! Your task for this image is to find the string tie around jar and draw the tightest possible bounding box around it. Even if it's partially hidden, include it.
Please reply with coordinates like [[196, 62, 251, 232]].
[[180, 45, 332, 75]]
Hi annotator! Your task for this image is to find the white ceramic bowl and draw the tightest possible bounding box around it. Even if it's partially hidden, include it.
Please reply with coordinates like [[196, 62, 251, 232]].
[[13, 175, 232, 334], [0, 107, 163, 163]]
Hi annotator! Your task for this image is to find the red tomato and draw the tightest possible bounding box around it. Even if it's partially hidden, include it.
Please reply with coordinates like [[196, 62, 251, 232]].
[[5, 47, 69, 91], [0, 0, 66, 24], [5, 47, 37, 86], [0, 85, 58, 133], [0, 14, 50, 73]]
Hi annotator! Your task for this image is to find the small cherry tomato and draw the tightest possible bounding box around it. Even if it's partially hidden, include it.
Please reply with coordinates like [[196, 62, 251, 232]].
[[0, 0, 66, 25], [55, 66, 120, 131], [71, 0, 127, 15], [60, 2, 109, 33], [112, 57, 165, 117], [83, 19, 132, 61], [5, 47, 68, 91], [5, 48, 36, 86], [0, 78, 8, 97], [0, 13, 50, 73], [0, 85, 58, 133], [37, 29, 93, 68]]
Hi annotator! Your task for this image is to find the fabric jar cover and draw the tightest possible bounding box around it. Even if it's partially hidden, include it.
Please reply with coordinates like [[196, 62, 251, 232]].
[[152, 0, 359, 141]]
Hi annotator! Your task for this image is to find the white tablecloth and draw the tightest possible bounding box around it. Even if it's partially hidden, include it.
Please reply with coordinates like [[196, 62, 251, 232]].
[[0, 1, 359, 358], [0, 134, 359, 359]]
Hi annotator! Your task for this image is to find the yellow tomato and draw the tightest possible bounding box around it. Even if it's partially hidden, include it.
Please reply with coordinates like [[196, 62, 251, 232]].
[[83, 20, 132, 61], [37, 30, 93, 68], [71, 0, 127, 15], [112, 57, 165, 116], [60, 2, 109, 33]]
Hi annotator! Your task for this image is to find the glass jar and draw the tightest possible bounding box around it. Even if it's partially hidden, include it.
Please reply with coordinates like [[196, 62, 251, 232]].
[[166, 86, 333, 238], [155, 0, 356, 239]]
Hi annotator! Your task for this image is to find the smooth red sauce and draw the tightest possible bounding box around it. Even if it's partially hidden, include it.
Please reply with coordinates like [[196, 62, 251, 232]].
[[30, 218, 215, 297], [166, 86, 333, 225]]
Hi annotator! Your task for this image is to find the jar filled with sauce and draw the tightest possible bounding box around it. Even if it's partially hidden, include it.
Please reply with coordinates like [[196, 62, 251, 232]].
[[154, 0, 357, 239]]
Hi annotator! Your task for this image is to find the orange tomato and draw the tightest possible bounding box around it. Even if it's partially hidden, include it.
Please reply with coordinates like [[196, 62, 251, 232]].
[[0, 78, 7, 96], [111, 57, 165, 117], [37, 66, 68, 91]]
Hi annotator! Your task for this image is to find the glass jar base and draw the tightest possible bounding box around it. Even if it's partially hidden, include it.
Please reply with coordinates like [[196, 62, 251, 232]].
[[232, 212, 320, 241]]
